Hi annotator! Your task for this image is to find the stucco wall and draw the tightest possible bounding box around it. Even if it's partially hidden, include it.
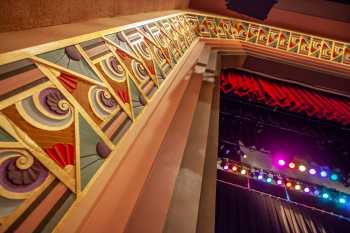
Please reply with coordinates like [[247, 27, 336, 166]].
[[0, 0, 189, 32]]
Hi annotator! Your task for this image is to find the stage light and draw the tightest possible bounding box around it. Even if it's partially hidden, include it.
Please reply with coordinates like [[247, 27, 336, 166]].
[[266, 177, 273, 183], [298, 165, 306, 172], [314, 190, 320, 196], [278, 159, 286, 166], [243, 154, 247, 159], [223, 165, 229, 170], [241, 169, 247, 175], [289, 162, 296, 169], [286, 182, 292, 188], [330, 173, 339, 181], [320, 170, 328, 177], [304, 187, 310, 193], [295, 184, 301, 190], [232, 166, 238, 171], [339, 198, 346, 204], [309, 169, 316, 175], [322, 193, 329, 199], [277, 180, 283, 185], [258, 174, 263, 180]]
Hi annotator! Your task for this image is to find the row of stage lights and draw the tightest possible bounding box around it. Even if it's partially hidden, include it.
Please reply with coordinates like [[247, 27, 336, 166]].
[[220, 158, 349, 207], [276, 159, 340, 182]]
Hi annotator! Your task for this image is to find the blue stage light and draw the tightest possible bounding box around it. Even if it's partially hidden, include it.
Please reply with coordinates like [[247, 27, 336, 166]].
[[339, 198, 346, 204], [266, 177, 272, 183], [320, 171, 328, 177], [322, 193, 329, 199]]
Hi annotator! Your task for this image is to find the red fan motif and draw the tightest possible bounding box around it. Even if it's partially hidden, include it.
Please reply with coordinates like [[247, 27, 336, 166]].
[[45, 143, 75, 168], [117, 89, 130, 104], [147, 64, 155, 75], [115, 48, 129, 60], [58, 73, 78, 93]]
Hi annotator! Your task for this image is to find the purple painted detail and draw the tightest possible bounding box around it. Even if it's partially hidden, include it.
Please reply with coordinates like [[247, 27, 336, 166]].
[[136, 62, 147, 76], [116, 32, 127, 42], [0, 158, 48, 193], [98, 90, 116, 109], [65, 46, 82, 61], [96, 141, 111, 159], [39, 88, 68, 115], [109, 57, 122, 74]]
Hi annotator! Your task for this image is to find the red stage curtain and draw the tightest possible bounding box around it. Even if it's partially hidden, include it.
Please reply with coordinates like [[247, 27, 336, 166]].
[[220, 70, 350, 125]]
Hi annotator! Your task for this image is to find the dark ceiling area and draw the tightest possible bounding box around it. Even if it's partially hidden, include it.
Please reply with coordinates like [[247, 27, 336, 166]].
[[275, 0, 350, 23]]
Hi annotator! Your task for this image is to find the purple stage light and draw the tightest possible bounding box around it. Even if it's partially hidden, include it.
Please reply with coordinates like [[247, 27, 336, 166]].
[[223, 165, 229, 170], [309, 168, 316, 175]]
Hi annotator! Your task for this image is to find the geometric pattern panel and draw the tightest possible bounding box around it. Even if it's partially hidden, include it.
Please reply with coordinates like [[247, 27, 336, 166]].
[[186, 13, 350, 66], [0, 14, 195, 232]]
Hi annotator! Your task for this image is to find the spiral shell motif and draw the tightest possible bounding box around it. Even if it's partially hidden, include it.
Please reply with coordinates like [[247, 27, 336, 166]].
[[16, 88, 74, 131], [0, 150, 48, 193], [89, 86, 118, 120], [100, 56, 126, 82], [45, 89, 70, 115], [131, 60, 149, 81], [137, 41, 152, 60]]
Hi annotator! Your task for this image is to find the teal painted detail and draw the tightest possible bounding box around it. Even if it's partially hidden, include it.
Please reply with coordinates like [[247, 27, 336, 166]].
[[38, 47, 102, 83], [128, 78, 145, 117], [78, 114, 105, 189], [0, 128, 16, 142]]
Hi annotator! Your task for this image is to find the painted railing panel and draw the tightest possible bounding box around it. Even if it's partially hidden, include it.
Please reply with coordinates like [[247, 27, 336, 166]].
[[185, 13, 350, 66], [0, 11, 349, 232], [0, 14, 196, 232]]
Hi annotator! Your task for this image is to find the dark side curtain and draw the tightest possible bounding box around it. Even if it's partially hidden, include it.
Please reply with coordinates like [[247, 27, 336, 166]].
[[215, 181, 350, 233]]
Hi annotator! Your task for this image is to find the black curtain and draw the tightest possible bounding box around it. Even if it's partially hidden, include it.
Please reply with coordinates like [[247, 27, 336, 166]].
[[215, 181, 350, 233]]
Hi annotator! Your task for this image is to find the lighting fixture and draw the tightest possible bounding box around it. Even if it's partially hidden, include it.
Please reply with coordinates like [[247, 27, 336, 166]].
[[309, 169, 316, 175], [241, 169, 247, 175], [278, 159, 286, 166], [266, 177, 273, 183], [330, 173, 339, 181], [232, 166, 238, 171], [322, 193, 329, 199], [339, 198, 346, 204], [286, 182, 292, 188], [258, 174, 263, 180], [304, 187, 310, 193], [320, 170, 328, 177], [288, 162, 296, 169], [295, 184, 301, 190], [277, 180, 283, 185], [298, 165, 306, 172], [223, 165, 229, 170]]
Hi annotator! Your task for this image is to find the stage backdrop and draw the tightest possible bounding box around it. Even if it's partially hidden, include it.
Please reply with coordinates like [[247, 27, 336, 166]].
[[216, 180, 350, 233]]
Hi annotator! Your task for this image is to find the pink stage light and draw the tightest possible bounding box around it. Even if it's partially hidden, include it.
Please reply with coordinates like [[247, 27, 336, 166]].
[[278, 159, 286, 166]]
